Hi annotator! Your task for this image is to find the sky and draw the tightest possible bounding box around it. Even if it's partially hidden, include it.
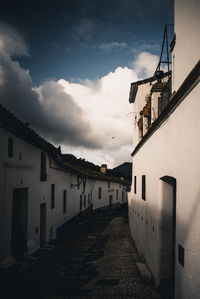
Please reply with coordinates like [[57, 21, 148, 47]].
[[0, 0, 174, 168]]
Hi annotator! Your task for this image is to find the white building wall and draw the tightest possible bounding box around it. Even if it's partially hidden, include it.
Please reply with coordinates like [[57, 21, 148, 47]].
[[92, 180, 126, 210], [79, 177, 94, 212], [0, 128, 84, 265], [93, 180, 110, 210], [128, 82, 200, 299], [173, 0, 200, 91], [0, 128, 41, 263], [0, 126, 129, 266]]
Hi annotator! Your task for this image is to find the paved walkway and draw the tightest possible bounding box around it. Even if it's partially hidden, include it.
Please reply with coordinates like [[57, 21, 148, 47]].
[[80, 216, 162, 299], [1, 209, 163, 299]]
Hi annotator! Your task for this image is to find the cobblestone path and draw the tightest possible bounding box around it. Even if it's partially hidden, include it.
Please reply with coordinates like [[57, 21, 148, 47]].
[[80, 216, 162, 299], [1, 208, 164, 299]]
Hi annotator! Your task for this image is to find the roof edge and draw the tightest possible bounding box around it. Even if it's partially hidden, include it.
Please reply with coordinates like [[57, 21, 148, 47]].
[[0, 104, 131, 185], [129, 71, 171, 104]]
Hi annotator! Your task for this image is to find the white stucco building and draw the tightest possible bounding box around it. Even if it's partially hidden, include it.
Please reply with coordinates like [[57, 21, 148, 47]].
[[0, 105, 129, 268], [128, 1, 200, 299]]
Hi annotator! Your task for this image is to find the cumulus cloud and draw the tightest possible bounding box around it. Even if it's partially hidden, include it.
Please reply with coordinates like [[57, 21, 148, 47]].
[[0, 22, 28, 57], [0, 23, 99, 149], [0, 23, 159, 167], [58, 66, 137, 164], [132, 51, 159, 78]]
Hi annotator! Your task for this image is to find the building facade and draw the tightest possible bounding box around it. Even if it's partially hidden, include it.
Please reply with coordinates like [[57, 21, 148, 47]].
[[128, 1, 200, 299], [0, 104, 129, 267]]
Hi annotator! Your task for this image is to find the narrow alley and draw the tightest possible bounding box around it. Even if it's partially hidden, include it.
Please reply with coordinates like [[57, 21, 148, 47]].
[[1, 207, 163, 299]]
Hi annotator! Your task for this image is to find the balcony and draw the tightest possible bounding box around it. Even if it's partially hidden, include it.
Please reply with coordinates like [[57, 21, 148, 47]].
[[158, 77, 172, 116], [137, 76, 172, 140]]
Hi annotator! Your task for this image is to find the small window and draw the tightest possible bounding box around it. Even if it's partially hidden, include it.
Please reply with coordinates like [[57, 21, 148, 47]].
[[134, 176, 137, 194], [63, 189, 67, 213], [158, 96, 162, 116], [8, 137, 13, 158], [116, 189, 118, 201], [142, 175, 146, 200], [40, 152, 47, 181], [51, 184, 55, 209], [77, 176, 80, 190], [84, 195, 86, 207], [108, 181, 110, 188], [122, 191, 124, 202], [178, 244, 184, 267], [80, 194, 82, 211], [98, 187, 101, 199], [147, 109, 151, 129]]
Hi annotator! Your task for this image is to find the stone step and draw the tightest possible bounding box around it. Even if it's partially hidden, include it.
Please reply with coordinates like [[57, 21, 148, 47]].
[[136, 262, 153, 283]]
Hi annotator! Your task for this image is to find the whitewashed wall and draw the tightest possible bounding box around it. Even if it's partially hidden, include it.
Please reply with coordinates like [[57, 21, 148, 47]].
[[173, 0, 200, 91], [128, 82, 200, 299], [0, 128, 91, 266], [92, 180, 126, 210], [0, 126, 129, 267]]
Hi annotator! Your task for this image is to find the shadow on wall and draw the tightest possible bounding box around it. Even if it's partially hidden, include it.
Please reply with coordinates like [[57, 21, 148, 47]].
[[174, 189, 200, 299], [159, 175, 200, 299], [159, 176, 176, 297], [128, 175, 200, 299]]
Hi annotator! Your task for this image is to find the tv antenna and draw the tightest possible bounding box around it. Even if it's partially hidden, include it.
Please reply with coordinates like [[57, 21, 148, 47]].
[[154, 24, 174, 77]]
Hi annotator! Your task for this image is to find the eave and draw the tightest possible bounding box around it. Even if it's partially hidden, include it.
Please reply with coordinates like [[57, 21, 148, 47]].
[[129, 71, 171, 104]]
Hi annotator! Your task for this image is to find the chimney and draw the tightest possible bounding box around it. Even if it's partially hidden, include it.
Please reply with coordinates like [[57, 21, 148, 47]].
[[100, 164, 107, 174]]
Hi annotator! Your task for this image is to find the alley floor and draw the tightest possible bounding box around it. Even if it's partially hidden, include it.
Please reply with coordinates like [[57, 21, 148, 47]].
[[1, 207, 164, 299]]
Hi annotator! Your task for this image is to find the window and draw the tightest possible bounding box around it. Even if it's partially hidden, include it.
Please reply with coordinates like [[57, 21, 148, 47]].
[[98, 187, 101, 199], [51, 184, 55, 209], [141, 124, 143, 138], [40, 152, 47, 181], [77, 176, 80, 189], [80, 194, 82, 211], [116, 189, 118, 201], [84, 195, 86, 208], [138, 117, 143, 140], [158, 78, 172, 116], [90, 190, 92, 204], [158, 96, 162, 116], [147, 108, 151, 130], [108, 181, 110, 188], [142, 175, 146, 200], [178, 244, 184, 267], [134, 176, 137, 194], [63, 189, 67, 213], [8, 137, 13, 158], [122, 191, 124, 202]]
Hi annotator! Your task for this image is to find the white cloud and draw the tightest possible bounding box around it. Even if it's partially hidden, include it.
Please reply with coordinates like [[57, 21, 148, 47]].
[[0, 23, 159, 168], [57, 66, 137, 166], [132, 51, 159, 78], [99, 41, 127, 51], [0, 22, 28, 57]]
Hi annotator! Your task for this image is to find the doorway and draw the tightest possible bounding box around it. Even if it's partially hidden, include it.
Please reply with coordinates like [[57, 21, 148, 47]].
[[40, 203, 46, 247], [159, 176, 176, 298], [11, 188, 28, 258], [109, 195, 113, 208]]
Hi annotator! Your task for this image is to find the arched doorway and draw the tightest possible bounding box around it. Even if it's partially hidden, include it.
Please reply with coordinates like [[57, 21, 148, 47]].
[[159, 176, 176, 298]]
